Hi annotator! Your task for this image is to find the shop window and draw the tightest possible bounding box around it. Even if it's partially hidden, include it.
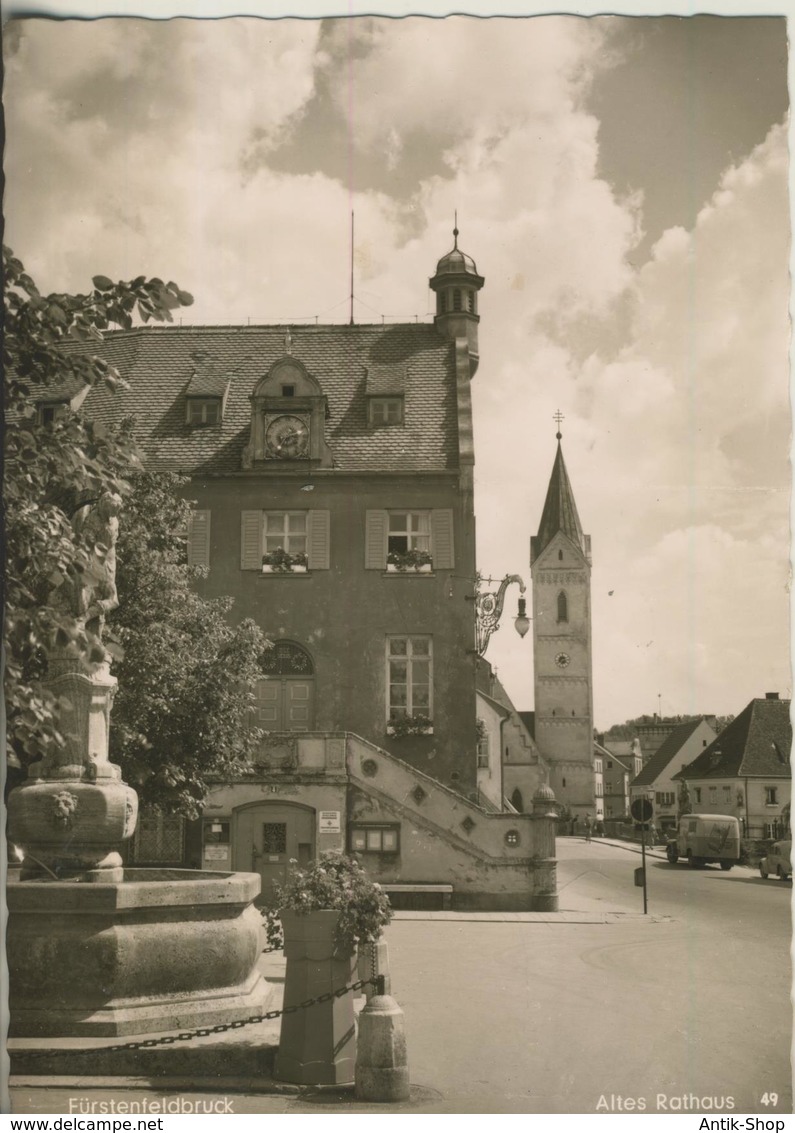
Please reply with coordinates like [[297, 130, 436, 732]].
[[203, 820, 230, 844], [349, 824, 400, 853]]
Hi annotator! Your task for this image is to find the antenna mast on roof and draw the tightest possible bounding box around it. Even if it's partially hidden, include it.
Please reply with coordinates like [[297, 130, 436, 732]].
[[349, 211, 355, 326]]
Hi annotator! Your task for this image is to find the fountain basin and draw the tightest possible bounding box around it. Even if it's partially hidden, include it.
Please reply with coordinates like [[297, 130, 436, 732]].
[[7, 869, 269, 1037]]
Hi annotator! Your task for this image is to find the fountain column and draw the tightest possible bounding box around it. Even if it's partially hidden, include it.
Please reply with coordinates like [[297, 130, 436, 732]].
[[9, 492, 138, 880], [7, 493, 268, 1038]]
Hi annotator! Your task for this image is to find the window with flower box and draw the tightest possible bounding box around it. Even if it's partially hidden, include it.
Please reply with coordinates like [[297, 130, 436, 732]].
[[365, 509, 454, 571], [240, 509, 330, 571], [387, 636, 432, 726], [349, 824, 400, 853]]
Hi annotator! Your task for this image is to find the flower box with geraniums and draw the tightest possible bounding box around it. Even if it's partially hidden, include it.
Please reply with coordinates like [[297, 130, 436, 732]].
[[386, 549, 433, 573], [387, 713, 434, 737], [261, 547, 308, 573], [272, 852, 392, 1086]]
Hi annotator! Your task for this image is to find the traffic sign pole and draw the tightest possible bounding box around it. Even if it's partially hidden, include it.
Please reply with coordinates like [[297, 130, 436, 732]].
[[630, 797, 654, 915]]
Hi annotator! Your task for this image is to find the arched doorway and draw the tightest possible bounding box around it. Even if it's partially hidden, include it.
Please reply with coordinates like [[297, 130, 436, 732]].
[[234, 801, 316, 903], [254, 641, 314, 732]]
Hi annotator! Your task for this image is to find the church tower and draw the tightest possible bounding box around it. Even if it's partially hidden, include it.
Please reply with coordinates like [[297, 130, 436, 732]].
[[530, 422, 595, 818]]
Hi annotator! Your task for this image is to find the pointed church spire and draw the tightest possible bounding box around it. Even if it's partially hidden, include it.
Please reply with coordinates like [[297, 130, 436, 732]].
[[531, 422, 587, 563]]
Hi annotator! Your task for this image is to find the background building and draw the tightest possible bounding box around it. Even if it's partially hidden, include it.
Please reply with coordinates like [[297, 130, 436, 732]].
[[629, 718, 718, 833], [674, 694, 791, 840]]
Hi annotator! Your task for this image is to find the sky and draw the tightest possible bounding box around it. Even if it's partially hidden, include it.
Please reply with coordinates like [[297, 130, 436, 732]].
[[2, 12, 791, 729]]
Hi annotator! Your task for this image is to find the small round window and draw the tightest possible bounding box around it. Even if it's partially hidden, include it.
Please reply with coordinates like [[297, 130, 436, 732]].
[[504, 829, 520, 848]]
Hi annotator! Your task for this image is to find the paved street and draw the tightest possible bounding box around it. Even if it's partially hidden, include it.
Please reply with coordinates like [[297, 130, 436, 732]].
[[10, 838, 792, 1115]]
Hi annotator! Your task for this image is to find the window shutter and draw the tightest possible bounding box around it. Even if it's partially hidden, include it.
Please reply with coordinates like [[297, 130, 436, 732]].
[[365, 510, 388, 569], [431, 509, 455, 569], [307, 510, 330, 570], [240, 510, 262, 570], [187, 509, 211, 568]]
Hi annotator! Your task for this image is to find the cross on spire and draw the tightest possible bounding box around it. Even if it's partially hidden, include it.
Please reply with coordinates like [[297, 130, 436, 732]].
[[553, 409, 564, 440]]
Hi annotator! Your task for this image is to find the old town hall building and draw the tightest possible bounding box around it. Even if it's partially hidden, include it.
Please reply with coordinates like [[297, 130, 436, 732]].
[[63, 230, 560, 911]]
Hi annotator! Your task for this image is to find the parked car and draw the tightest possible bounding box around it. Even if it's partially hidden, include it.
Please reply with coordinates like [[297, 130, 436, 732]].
[[666, 813, 740, 870], [759, 840, 792, 881]]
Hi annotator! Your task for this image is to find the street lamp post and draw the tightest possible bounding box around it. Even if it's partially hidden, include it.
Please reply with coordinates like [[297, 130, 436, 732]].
[[472, 574, 530, 656]]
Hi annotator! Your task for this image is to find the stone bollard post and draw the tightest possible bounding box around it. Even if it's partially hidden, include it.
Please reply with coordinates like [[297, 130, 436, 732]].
[[355, 993, 410, 1102]]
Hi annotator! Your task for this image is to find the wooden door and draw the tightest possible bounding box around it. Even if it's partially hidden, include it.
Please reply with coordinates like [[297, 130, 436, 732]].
[[254, 676, 313, 732], [235, 803, 316, 904]]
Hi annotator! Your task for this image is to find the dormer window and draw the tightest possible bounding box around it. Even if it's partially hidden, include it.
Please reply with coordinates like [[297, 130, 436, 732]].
[[187, 397, 221, 427], [369, 397, 403, 426], [185, 356, 230, 427], [282, 385, 295, 397], [38, 401, 68, 425]]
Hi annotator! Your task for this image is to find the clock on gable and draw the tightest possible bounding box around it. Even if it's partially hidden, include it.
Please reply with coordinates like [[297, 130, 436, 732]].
[[243, 353, 332, 470], [264, 413, 310, 459]]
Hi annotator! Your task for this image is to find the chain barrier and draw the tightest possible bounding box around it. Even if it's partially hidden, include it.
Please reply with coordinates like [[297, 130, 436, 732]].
[[16, 977, 380, 1063]]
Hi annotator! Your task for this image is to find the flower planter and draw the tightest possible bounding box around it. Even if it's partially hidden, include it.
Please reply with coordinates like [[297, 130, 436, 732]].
[[386, 563, 432, 573], [261, 564, 307, 574], [274, 909, 357, 1086]]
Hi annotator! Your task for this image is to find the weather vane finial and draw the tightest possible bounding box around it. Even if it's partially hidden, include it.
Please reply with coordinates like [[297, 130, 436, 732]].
[[553, 409, 564, 440], [453, 210, 459, 248]]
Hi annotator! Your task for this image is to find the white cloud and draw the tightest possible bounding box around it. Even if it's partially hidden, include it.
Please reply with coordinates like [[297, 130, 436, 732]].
[[3, 16, 789, 727]]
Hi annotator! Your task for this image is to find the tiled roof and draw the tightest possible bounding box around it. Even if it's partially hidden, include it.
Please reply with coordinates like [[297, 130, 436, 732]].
[[71, 323, 459, 475], [532, 441, 586, 560], [631, 719, 707, 787], [594, 742, 630, 771], [365, 364, 407, 395], [673, 699, 792, 781]]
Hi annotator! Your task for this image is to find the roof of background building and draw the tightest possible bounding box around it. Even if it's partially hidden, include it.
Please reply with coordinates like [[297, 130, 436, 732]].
[[673, 698, 792, 781], [70, 323, 459, 476], [518, 711, 535, 740], [631, 718, 710, 787], [594, 742, 631, 771]]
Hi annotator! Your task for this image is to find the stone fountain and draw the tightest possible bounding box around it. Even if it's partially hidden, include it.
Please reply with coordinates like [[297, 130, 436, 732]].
[[7, 493, 268, 1037]]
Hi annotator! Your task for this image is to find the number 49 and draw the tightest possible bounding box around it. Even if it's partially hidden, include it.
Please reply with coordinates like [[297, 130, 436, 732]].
[[761, 1093, 779, 1107]]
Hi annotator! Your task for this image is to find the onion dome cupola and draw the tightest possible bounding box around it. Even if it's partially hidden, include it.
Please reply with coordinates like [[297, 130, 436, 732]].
[[429, 221, 485, 375]]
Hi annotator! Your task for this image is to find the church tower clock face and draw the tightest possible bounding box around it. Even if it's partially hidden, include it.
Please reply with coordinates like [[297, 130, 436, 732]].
[[554, 652, 571, 669], [264, 414, 309, 458]]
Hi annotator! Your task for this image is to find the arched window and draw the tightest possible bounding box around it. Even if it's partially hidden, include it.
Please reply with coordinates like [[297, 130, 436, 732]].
[[453, 289, 462, 311], [511, 788, 524, 813], [437, 291, 447, 315], [557, 591, 568, 623], [558, 550, 563, 561], [467, 291, 475, 314], [260, 640, 314, 675]]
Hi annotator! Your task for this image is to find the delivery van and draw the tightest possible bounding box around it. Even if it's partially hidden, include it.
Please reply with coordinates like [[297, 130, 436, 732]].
[[665, 813, 740, 870]]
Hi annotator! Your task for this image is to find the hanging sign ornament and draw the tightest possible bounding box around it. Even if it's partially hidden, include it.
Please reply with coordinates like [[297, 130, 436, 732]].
[[474, 574, 529, 656]]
